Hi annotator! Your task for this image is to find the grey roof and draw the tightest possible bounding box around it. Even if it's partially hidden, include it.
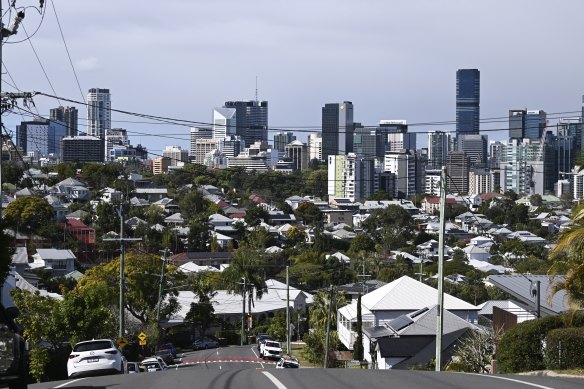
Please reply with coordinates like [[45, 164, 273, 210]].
[[58, 177, 85, 187], [34, 249, 76, 260], [11, 247, 28, 265], [488, 274, 573, 316], [66, 209, 89, 219]]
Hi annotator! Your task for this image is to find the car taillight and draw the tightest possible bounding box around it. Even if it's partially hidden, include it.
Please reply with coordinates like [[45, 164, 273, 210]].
[[105, 350, 118, 355], [69, 354, 79, 359]]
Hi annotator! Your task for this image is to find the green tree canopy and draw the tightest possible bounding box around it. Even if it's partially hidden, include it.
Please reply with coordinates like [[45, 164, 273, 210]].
[[3, 196, 54, 234]]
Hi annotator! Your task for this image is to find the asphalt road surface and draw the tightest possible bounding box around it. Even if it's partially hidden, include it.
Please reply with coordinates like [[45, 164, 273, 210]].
[[27, 344, 584, 389]]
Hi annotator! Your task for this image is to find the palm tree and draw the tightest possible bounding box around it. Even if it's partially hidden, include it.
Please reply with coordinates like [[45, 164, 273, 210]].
[[309, 289, 346, 331], [549, 205, 584, 309], [221, 245, 268, 304]]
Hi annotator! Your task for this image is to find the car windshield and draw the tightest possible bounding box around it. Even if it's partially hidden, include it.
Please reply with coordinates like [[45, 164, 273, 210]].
[[266, 342, 280, 348], [143, 362, 160, 370], [74, 341, 113, 352]]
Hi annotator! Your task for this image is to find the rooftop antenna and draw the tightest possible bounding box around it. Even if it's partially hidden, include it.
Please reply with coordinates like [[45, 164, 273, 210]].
[[255, 76, 258, 102]]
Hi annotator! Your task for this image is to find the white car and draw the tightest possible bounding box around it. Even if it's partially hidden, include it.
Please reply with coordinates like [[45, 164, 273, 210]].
[[141, 357, 166, 372], [260, 340, 282, 360], [276, 356, 300, 369], [67, 339, 125, 378]]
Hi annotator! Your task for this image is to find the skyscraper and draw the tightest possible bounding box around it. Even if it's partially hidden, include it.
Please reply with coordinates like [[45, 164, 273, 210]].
[[509, 109, 547, 140], [212, 108, 237, 139], [456, 69, 480, 134], [274, 131, 296, 152], [16, 119, 67, 158], [87, 88, 111, 139], [457, 134, 488, 166], [50, 106, 78, 137], [224, 100, 268, 147], [322, 101, 354, 161], [427, 131, 451, 169], [446, 151, 470, 194]]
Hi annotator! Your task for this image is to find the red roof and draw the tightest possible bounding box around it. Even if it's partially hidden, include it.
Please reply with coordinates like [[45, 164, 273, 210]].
[[423, 197, 457, 204]]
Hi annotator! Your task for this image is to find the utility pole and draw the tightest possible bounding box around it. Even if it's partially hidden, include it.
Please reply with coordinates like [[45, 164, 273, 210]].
[[240, 277, 246, 346], [435, 166, 447, 371], [0, 0, 29, 219], [156, 248, 169, 328], [324, 284, 334, 369], [103, 203, 141, 339], [286, 265, 290, 356]]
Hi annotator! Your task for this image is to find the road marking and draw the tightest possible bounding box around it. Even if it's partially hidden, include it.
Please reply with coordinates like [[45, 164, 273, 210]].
[[468, 374, 557, 389], [262, 371, 287, 389], [53, 378, 86, 388], [219, 365, 222, 370], [251, 345, 265, 368]]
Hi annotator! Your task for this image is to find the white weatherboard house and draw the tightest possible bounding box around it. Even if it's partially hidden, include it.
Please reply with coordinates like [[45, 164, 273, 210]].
[[337, 276, 478, 351]]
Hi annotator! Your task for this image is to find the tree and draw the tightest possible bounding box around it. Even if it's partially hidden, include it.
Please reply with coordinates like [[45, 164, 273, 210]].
[[0, 222, 15, 285], [452, 327, 502, 373], [3, 196, 54, 234], [179, 190, 209, 222], [268, 310, 287, 341], [285, 226, 306, 247], [1, 161, 24, 186], [221, 246, 268, 322], [76, 252, 183, 325], [352, 293, 364, 361], [244, 203, 270, 227], [309, 289, 346, 331], [10, 289, 65, 382], [549, 205, 584, 308], [185, 272, 217, 338], [348, 233, 375, 255], [187, 217, 210, 252], [294, 201, 323, 226]]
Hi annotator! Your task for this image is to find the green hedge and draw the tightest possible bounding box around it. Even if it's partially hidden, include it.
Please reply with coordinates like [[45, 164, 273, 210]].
[[496, 313, 584, 373], [544, 327, 584, 370]]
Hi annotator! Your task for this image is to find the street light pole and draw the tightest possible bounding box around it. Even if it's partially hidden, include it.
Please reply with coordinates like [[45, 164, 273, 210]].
[[435, 166, 447, 371]]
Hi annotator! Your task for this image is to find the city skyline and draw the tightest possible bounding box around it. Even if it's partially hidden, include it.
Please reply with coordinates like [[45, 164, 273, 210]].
[[2, 1, 584, 154]]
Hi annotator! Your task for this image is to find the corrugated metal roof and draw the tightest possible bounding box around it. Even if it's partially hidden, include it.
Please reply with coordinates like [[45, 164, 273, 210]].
[[488, 274, 572, 315], [361, 276, 477, 311]]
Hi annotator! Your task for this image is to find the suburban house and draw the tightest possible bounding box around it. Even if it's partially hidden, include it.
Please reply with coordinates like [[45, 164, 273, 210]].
[[362, 305, 479, 369], [30, 248, 76, 276], [337, 276, 478, 351], [166, 279, 313, 331]]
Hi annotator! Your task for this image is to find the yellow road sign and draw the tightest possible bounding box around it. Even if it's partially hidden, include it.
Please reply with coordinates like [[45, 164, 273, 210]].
[[138, 332, 147, 342], [116, 336, 129, 348], [139, 339, 147, 346]]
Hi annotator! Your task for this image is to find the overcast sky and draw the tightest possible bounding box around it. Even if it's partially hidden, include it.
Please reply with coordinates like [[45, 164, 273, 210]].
[[3, 0, 584, 154]]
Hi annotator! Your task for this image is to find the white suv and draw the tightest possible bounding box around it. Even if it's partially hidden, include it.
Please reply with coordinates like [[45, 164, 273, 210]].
[[67, 339, 125, 378], [260, 340, 282, 360]]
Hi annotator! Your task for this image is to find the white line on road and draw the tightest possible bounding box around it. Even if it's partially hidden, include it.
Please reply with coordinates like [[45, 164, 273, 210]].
[[52, 378, 86, 388], [262, 371, 287, 389], [251, 345, 265, 369], [468, 374, 558, 389]]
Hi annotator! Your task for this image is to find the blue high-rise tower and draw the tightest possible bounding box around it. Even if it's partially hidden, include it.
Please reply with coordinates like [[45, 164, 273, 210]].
[[456, 69, 480, 134]]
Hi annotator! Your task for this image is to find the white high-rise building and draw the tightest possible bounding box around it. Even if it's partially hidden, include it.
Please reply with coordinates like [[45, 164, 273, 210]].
[[194, 139, 219, 165], [87, 88, 111, 139], [384, 150, 417, 198], [213, 108, 237, 139], [105, 128, 129, 161], [308, 133, 323, 162], [190, 127, 213, 156], [163, 145, 188, 166], [425, 168, 441, 196], [328, 153, 374, 202], [468, 168, 493, 195]]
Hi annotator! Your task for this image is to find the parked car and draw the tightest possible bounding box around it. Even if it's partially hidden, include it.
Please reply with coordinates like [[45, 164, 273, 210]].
[[256, 334, 273, 354], [155, 349, 174, 365], [0, 304, 27, 389], [192, 337, 219, 350], [147, 355, 168, 369], [126, 362, 142, 374], [260, 340, 282, 360], [276, 356, 300, 369], [67, 339, 125, 378], [140, 358, 164, 372], [157, 343, 177, 358]]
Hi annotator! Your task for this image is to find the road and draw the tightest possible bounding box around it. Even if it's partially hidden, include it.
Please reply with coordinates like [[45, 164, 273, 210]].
[[28, 344, 584, 389]]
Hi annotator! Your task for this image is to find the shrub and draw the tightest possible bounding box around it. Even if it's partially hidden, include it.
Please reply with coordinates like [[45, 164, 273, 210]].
[[496, 312, 584, 373], [544, 327, 584, 370], [496, 315, 563, 373]]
